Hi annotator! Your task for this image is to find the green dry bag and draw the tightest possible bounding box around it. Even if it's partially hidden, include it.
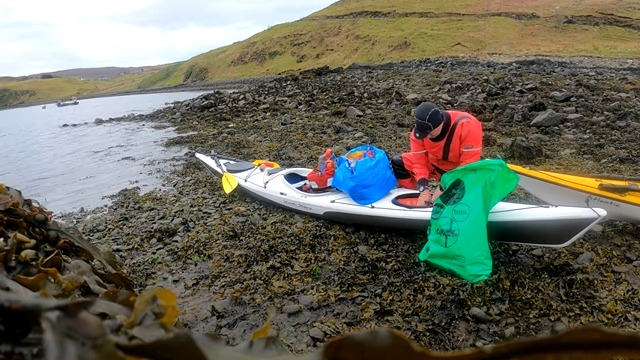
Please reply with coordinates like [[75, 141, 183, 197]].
[[417, 159, 519, 283]]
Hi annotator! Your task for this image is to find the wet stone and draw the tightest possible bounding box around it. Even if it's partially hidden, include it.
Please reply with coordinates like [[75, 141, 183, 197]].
[[356, 245, 371, 255], [469, 307, 491, 323], [503, 326, 516, 339], [309, 327, 325, 341], [552, 322, 567, 333], [612, 266, 630, 273], [213, 299, 231, 313], [565, 114, 584, 122], [283, 304, 303, 314], [298, 295, 314, 306], [576, 252, 594, 265], [530, 249, 545, 257], [292, 311, 312, 326]]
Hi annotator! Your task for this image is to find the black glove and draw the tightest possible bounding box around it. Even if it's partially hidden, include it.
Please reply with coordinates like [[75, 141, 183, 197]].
[[417, 178, 429, 193]]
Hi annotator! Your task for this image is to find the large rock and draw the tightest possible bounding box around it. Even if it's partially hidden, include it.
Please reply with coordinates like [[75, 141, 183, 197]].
[[530, 109, 564, 127], [508, 136, 543, 161]]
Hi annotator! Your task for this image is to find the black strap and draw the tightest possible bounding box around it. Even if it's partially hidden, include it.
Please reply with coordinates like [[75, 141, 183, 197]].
[[442, 116, 470, 162], [432, 164, 446, 175]]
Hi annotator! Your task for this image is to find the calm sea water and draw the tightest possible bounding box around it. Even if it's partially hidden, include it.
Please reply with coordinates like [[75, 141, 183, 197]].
[[0, 92, 206, 213]]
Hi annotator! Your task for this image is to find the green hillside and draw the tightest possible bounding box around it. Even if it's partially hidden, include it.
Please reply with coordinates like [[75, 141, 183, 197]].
[[0, 69, 167, 108], [2, 0, 640, 107]]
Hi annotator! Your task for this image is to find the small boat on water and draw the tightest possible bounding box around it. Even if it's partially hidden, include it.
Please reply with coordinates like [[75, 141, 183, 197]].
[[195, 152, 607, 248], [508, 164, 640, 224], [56, 97, 79, 107]]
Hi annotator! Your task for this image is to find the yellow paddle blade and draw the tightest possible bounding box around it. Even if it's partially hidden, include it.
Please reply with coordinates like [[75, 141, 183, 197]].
[[222, 173, 239, 194]]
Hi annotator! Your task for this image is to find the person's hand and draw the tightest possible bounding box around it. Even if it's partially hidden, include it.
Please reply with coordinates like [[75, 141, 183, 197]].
[[430, 187, 443, 203], [417, 190, 432, 206]]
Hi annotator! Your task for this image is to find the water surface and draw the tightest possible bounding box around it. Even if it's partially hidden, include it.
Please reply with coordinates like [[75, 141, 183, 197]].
[[0, 92, 206, 213]]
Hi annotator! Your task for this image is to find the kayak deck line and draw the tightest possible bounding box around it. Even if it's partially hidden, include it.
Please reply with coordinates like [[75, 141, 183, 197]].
[[196, 152, 608, 247]]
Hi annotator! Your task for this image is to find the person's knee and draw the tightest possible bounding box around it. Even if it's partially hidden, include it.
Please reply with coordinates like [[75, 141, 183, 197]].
[[391, 155, 411, 179]]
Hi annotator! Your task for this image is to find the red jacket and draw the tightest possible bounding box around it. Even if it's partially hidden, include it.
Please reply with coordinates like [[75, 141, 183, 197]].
[[403, 110, 482, 181]]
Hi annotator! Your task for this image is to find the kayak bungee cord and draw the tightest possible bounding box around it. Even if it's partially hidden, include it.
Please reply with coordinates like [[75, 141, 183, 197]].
[[242, 164, 261, 183], [486, 203, 578, 214], [584, 197, 607, 219]]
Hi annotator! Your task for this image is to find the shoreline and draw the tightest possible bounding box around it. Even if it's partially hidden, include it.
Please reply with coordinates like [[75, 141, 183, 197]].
[[0, 76, 276, 110], [3, 54, 637, 111]]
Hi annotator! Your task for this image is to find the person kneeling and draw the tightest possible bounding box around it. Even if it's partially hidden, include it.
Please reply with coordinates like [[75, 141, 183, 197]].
[[391, 102, 483, 206]]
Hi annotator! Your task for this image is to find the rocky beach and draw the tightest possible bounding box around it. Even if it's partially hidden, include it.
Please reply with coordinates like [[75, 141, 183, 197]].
[[13, 56, 640, 355]]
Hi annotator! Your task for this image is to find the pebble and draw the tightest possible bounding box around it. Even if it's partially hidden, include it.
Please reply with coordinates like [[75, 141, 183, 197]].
[[530, 249, 545, 257], [469, 307, 491, 323], [612, 266, 629, 273], [503, 326, 516, 339], [213, 299, 231, 313], [576, 252, 593, 265], [283, 304, 303, 314], [298, 295, 314, 306], [552, 321, 567, 333], [309, 327, 325, 340]]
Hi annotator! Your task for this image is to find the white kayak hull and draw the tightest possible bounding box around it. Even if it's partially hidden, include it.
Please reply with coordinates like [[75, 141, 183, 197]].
[[196, 152, 607, 248]]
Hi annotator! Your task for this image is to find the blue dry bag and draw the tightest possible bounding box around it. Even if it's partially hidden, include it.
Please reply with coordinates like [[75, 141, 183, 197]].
[[332, 145, 397, 205]]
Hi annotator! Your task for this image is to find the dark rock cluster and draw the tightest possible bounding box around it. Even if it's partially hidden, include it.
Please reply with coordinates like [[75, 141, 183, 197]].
[[66, 56, 640, 353]]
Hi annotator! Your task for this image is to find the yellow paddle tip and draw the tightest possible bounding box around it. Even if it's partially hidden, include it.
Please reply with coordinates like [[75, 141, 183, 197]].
[[222, 173, 239, 194]]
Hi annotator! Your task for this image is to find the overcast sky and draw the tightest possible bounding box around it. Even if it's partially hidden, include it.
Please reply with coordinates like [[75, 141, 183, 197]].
[[0, 0, 337, 77]]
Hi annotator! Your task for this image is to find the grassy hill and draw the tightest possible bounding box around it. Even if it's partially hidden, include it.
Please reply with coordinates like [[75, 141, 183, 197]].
[[2, 0, 640, 107]]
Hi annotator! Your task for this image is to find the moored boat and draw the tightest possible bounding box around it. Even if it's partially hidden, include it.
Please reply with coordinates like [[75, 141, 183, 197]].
[[196, 152, 607, 248], [56, 97, 79, 107], [508, 164, 640, 224]]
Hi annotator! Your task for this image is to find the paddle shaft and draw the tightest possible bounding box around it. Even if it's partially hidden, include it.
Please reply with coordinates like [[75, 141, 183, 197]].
[[211, 153, 239, 193], [211, 152, 227, 173], [591, 173, 640, 182], [598, 183, 640, 194]]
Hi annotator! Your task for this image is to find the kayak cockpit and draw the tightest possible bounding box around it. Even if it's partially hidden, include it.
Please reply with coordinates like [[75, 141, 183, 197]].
[[279, 168, 429, 207], [281, 171, 338, 194], [391, 193, 430, 209]]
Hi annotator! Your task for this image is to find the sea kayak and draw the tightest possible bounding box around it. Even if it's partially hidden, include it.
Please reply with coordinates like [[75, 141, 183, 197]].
[[508, 164, 640, 224], [196, 152, 607, 248]]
